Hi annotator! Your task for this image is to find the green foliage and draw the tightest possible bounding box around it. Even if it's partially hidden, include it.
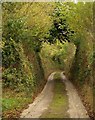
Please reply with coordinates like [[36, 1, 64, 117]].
[[2, 3, 24, 42], [66, 2, 93, 83], [2, 40, 34, 93], [3, 18, 24, 42], [2, 2, 94, 118], [32, 52, 45, 86], [2, 2, 55, 52], [41, 41, 76, 73], [2, 2, 55, 92], [2, 38, 21, 68], [46, 3, 74, 44]]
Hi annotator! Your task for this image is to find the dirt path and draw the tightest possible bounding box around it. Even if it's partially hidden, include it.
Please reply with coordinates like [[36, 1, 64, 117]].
[[20, 72, 56, 118], [61, 72, 89, 118], [21, 72, 90, 119]]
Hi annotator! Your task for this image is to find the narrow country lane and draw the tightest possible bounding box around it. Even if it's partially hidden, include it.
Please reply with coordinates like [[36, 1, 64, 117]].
[[3, 3, 94, 119], [20, 72, 90, 119], [61, 72, 89, 118], [20, 72, 56, 118]]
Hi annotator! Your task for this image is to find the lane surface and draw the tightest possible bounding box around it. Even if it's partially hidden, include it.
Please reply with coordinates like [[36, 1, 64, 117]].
[[20, 72, 56, 118], [21, 72, 89, 119], [61, 72, 89, 118]]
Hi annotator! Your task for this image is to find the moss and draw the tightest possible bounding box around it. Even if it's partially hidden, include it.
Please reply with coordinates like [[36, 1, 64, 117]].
[[40, 73, 69, 118]]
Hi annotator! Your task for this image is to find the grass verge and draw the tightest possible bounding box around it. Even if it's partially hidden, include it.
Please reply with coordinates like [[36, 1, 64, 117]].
[[2, 88, 33, 118]]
